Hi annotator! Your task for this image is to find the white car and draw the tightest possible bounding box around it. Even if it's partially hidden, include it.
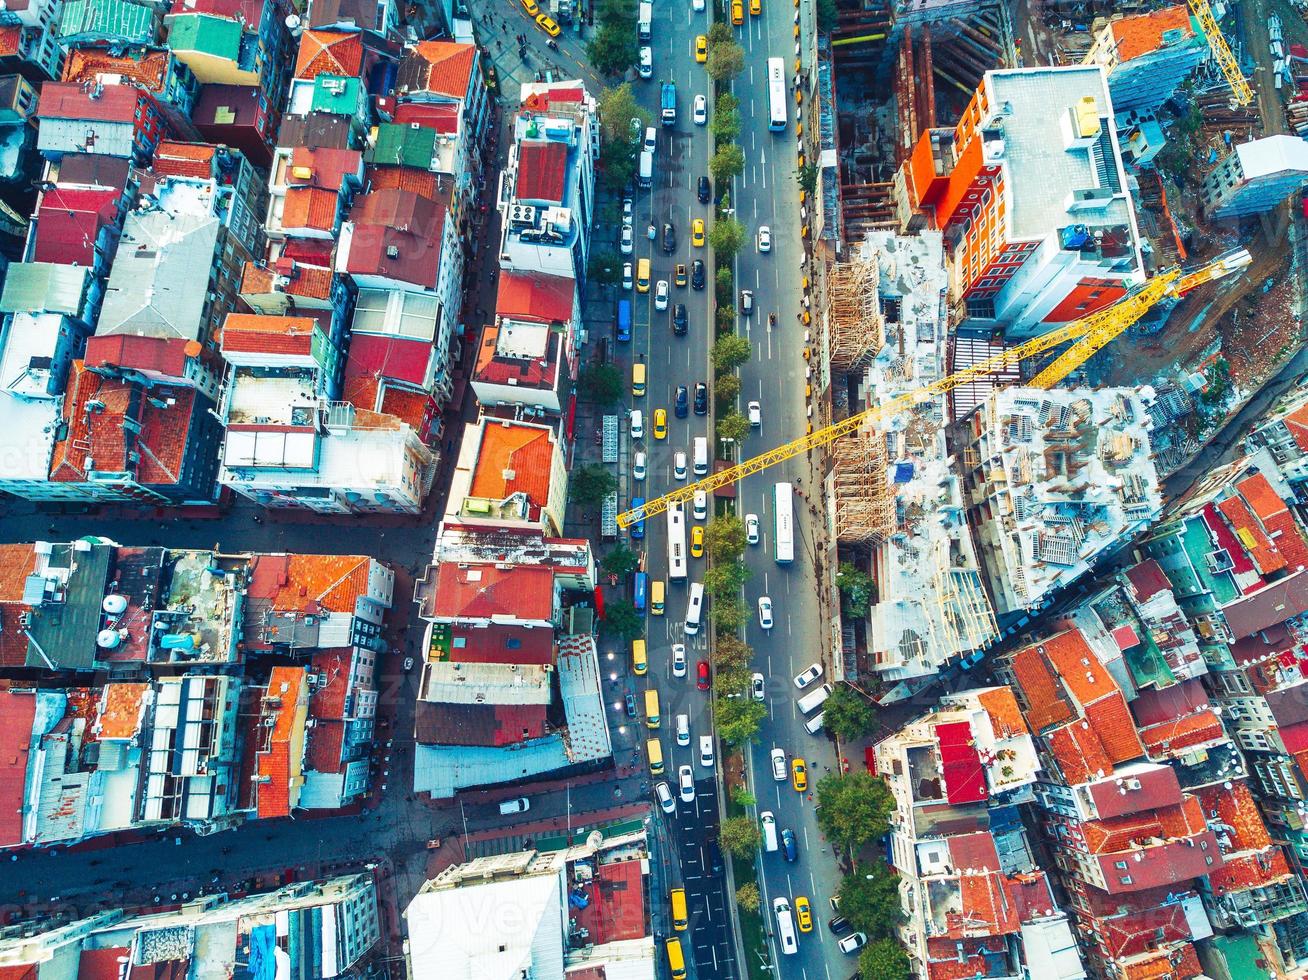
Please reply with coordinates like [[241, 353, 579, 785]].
[[699, 735, 714, 768], [747, 401, 761, 426], [758, 596, 773, 630], [673, 451, 687, 480], [751, 672, 765, 701], [838, 932, 868, 954], [771, 747, 787, 781], [692, 0, 704, 10], [643, 125, 657, 153], [622, 262, 633, 290], [622, 197, 633, 224], [655, 279, 669, 311], [676, 713, 690, 746], [793, 663, 824, 689], [678, 764, 696, 802], [629, 409, 644, 440], [757, 225, 771, 252], [671, 643, 687, 677], [745, 513, 760, 545], [638, 45, 653, 79], [620, 225, 634, 254], [693, 94, 707, 126], [633, 451, 647, 481], [655, 781, 675, 813], [693, 489, 707, 521]]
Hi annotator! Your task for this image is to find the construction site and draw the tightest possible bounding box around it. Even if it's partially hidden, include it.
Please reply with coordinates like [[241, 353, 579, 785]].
[[813, 0, 1308, 697]]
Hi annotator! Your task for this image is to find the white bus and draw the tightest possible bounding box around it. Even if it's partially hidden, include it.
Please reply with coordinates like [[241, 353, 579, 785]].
[[667, 502, 688, 582], [766, 57, 787, 132], [773, 482, 794, 564]]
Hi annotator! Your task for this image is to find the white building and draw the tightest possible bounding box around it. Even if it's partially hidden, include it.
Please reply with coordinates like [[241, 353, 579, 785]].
[[1202, 134, 1308, 220]]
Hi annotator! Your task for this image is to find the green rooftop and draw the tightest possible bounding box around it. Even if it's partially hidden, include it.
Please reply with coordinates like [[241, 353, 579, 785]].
[[167, 12, 243, 61], [368, 123, 438, 169], [1181, 514, 1239, 605], [311, 75, 360, 115], [1123, 630, 1177, 690], [428, 622, 451, 661], [1209, 934, 1264, 980], [59, 0, 154, 43]]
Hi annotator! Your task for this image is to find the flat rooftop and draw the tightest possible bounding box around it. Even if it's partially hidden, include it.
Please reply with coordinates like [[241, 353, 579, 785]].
[[226, 368, 320, 427]]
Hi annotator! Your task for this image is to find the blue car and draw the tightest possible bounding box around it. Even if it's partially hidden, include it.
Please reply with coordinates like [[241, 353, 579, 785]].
[[630, 497, 646, 540], [781, 828, 798, 863], [616, 299, 632, 342], [674, 385, 689, 418]]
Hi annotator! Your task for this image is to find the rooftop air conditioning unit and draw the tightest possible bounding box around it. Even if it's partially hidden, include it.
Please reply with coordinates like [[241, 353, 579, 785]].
[[509, 204, 537, 226]]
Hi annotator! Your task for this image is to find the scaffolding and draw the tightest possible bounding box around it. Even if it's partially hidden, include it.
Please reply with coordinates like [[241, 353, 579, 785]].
[[832, 427, 896, 543], [828, 257, 884, 371]]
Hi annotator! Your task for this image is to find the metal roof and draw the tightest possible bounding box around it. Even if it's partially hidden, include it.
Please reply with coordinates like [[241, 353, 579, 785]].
[[0, 262, 91, 316]]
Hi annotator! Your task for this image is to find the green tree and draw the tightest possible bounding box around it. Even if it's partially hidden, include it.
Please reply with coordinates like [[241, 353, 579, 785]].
[[706, 40, 745, 82], [736, 881, 761, 912], [797, 161, 819, 197], [601, 545, 640, 578], [837, 863, 905, 939], [714, 634, 752, 671], [588, 24, 638, 76], [816, 773, 894, 849], [570, 464, 617, 506], [717, 410, 750, 444], [709, 217, 746, 260], [720, 815, 762, 857], [715, 695, 767, 745], [714, 373, 741, 408], [823, 685, 878, 740], [710, 144, 746, 185], [713, 595, 748, 632], [598, 84, 648, 144], [715, 266, 734, 301], [704, 559, 750, 599], [816, 0, 838, 32], [836, 561, 877, 616], [730, 783, 756, 807], [713, 335, 752, 372], [716, 665, 752, 698], [588, 247, 622, 287], [860, 938, 910, 980], [705, 515, 746, 561], [711, 101, 741, 142], [603, 599, 643, 641], [715, 304, 736, 334], [580, 362, 624, 405], [707, 22, 733, 46]]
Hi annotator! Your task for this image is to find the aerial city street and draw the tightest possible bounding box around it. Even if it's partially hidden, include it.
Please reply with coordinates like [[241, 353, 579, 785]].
[[3, 0, 1308, 976]]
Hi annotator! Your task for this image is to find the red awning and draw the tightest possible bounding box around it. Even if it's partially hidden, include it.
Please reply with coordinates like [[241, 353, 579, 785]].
[[594, 585, 606, 619]]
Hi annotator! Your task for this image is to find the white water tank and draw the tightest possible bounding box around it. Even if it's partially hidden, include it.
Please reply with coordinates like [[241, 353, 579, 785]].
[[97, 629, 121, 649], [102, 594, 128, 615]]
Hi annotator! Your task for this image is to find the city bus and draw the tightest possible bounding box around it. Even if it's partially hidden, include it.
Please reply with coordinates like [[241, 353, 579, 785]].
[[667, 502, 688, 581], [766, 57, 787, 131], [773, 481, 794, 564], [633, 571, 648, 613]]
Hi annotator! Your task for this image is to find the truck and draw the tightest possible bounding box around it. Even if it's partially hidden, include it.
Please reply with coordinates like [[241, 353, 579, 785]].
[[638, 149, 653, 188], [637, 0, 652, 40], [660, 82, 676, 126]]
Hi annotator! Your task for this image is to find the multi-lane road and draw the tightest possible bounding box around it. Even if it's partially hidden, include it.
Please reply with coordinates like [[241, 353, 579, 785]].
[[620, 1, 849, 977]]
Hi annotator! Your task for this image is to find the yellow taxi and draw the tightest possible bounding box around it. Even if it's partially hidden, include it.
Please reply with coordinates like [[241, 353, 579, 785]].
[[795, 896, 813, 932], [675, 263, 688, 287], [791, 757, 807, 792], [535, 12, 561, 35], [653, 408, 668, 440], [750, 0, 761, 14], [731, 0, 743, 23], [692, 218, 705, 247], [695, 34, 708, 62], [520, 0, 539, 14], [691, 525, 705, 558]]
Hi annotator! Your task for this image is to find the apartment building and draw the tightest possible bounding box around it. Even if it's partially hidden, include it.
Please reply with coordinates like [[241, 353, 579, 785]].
[[446, 415, 570, 535], [1201, 134, 1308, 220], [1083, 5, 1206, 113]]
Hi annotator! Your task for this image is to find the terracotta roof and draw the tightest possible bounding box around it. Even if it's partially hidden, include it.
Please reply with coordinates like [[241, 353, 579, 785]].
[[429, 561, 554, 621], [1197, 780, 1272, 850], [49, 362, 197, 488], [281, 186, 340, 232], [1218, 494, 1284, 575], [152, 140, 216, 179], [1109, 5, 1196, 62], [241, 260, 334, 302], [1085, 765, 1182, 819], [254, 666, 306, 819], [1007, 639, 1076, 732], [1042, 628, 1120, 706], [496, 271, 575, 323], [469, 422, 554, 510], [0, 26, 21, 58], [1237, 472, 1308, 570], [380, 384, 430, 432], [1048, 718, 1116, 785], [345, 188, 446, 288], [344, 334, 432, 388], [1119, 945, 1202, 980], [62, 48, 169, 91], [953, 872, 1020, 936], [1083, 692, 1146, 765], [399, 41, 476, 99], [304, 648, 351, 772], [84, 334, 192, 377], [1207, 847, 1292, 895], [1100, 901, 1191, 959], [948, 831, 1001, 872], [0, 691, 36, 848], [221, 313, 318, 356], [516, 141, 569, 203], [364, 163, 443, 199], [97, 682, 149, 740], [77, 948, 134, 980], [294, 29, 363, 80], [0, 545, 38, 667], [1281, 402, 1308, 454], [1137, 707, 1224, 758], [288, 145, 363, 190], [33, 185, 119, 266], [247, 553, 375, 614], [38, 80, 141, 123], [974, 687, 1027, 739]]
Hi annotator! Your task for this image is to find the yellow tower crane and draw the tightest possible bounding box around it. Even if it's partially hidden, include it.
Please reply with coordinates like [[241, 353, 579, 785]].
[[1187, 0, 1254, 107], [616, 249, 1251, 528]]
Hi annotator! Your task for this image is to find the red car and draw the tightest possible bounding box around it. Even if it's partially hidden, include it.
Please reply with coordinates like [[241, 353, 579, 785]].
[[697, 660, 710, 691]]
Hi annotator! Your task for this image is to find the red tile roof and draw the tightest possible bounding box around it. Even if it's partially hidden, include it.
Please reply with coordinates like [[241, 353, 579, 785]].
[[948, 831, 1000, 872], [936, 720, 988, 804], [473, 322, 561, 390], [414, 700, 549, 746], [344, 334, 433, 388], [445, 624, 554, 665], [33, 185, 119, 266], [951, 872, 1020, 936], [246, 553, 375, 614], [364, 163, 443, 199], [1198, 780, 1272, 851], [569, 858, 647, 944], [1008, 640, 1075, 732], [1048, 718, 1115, 785], [1281, 402, 1308, 454], [0, 691, 36, 848], [345, 188, 446, 288], [1137, 707, 1224, 758], [404, 41, 476, 98], [254, 666, 306, 819], [84, 335, 193, 378], [38, 81, 142, 123], [1043, 628, 1120, 705], [152, 140, 216, 179], [392, 101, 461, 134], [1237, 472, 1308, 571], [469, 421, 554, 513], [1123, 559, 1171, 602], [304, 648, 351, 772], [0, 545, 37, 667], [241, 260, 335, 303], [288, 145, 363, 190], [221, 313, 318, 357], [380, 385, 431, 433], [295, 29, 363, 80], [516, 141, 568, 203], [496, 271, 575, 323], [1119, 944, 1202, 980], [282, 186, 340, 232], [1109, 5, 1196, 62], [97, 682, 149, 740], [974, 687, 1027, 739], [63, 49, 170, 92], [1083, 693, 1147, 765], [1086, 765, 1182, 819], [1207, 848, 1291, 895], [0, 26, 22, 58], [1218, 494, 1284, 575], [429, 562, 555, 621], [1100, 902, 1191, 959]]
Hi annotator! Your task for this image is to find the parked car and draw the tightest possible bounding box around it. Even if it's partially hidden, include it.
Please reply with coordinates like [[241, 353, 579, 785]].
[[745, 513, 760, 544], [793, 663, 823, 689], [620, 225, 634, 254], [838, 933, 867, 954], [678, 764, 696, 802], [633, 451, 647, 481], [629, 409, 643, 440], [655, 781, 675, 813], [622, 263, 633, 290], [828, 915, 851, 936], [696, 660, 710, 691]]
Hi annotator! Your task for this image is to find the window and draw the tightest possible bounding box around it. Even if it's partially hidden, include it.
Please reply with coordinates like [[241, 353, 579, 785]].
[[1119, 875, 1132, 885]]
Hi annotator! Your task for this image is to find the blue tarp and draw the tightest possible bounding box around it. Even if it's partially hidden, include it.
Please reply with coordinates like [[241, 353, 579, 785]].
[[247, 923, 277, 980], [893, 462, 915, 483]]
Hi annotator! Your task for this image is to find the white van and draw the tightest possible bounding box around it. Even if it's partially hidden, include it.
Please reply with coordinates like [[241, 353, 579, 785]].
[[639, 46, 653, 79], [684, 582, 705, 636], [498, 797, 530, 815], [772, 897, 799, 956], [693, 436, 709, 476], [797, 682, 833, 716], [676, 713, 690, 746], [804, 711, 825, 735], [760, 810, 778, 852]]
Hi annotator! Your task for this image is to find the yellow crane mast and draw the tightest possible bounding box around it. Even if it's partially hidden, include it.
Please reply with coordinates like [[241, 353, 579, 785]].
[[1188, 0, 1254, 107], [616, 250, 1251, 528]]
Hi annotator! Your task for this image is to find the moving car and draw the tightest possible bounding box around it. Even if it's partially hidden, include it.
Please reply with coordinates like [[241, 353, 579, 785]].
[[662, 222, 676, 254], [692, 489, 707, 521], [676, 713, 690, 746], [694, 382, 708, 415], [740, 288, 753, 314], [674, 263, 687, 287], [746, 513, 760, 544], [655, 781, 675, 813], [699, 735, 714, 768], [791, 757, 807, 792], [625, 693, 638, 718], [838, 933, 868, 954], [781, 828, 798, 862], [698, 175, 711, 204], [695, 34, 707, 62], [748, 400, 761, 426], [751, 672, 765, 701], [690, 525, 704, 557], [678, 765, 696, 802], [795, 896, 813, 932], [673, 451, 687, 480], [633, 451, 647, 481], [691, 259, 706, 289], [750, 0, 761, 13], [655, 279, 669, 311], [653, 408, 667, 440], [693, 0, 704, 10], [672, 643, 687, 677], [674, 385, 689, 417], [534, 12, 560, 35], [693, 95, 707, 126], [771, 747, 787, 781], [793, 663, 824, 689], [757, 596, 773, 630], [622, 262, 633, 290], [692, 218, 705, 247], [673, 303, 687, 336], [757, 225, 771, 251], [629, 409, 644, 439], [731, 0, 743, 23], [620, 225, 633, 254], [696, 660, 710, 691], [520, 0, 539, 14]]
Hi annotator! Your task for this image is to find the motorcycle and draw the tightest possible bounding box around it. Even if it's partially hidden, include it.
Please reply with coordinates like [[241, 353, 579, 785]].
[[647, 223, 657, 241], [768, 313, 776, 327]]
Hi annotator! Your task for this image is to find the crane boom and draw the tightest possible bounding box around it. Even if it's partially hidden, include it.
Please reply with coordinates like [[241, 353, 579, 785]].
[[1188, 0, 1254, 107], [615, 251, 1251, 528]]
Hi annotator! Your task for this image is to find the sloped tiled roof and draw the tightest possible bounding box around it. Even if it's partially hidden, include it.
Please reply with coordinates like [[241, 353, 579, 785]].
[[221, 313, 318, 356], [344, 334, 432, 388], [33, 185, 119, 267], [1048, 719, 1116, 785], [1137, 707, 1224, 757], [397, 41, 476, 99], [282, 186, 340, 232], [97, 682, 149, 740], [1008, 640, 1076, 732], [429, 561, 554, 621], [469, 422, 554, 510], [241, 260, 334, 303], [516, 142, 568, 203], [1082, 692, 1146, 765], [246, 553, 375, 614], [152, 140, 216, 179], [62, 48, 170, 91], [365, 163, 442, 199], [38, 80, 141, 123], [1217, 494, 1284, 575], [345, 188, 446, 288], [974, 687, 1027, 739], [0, 691, 37, 848], [496, 270, 575, 323], [254, 666, 305, 819], [1042, 628, 1120, 706], [295, 28, 363, 80]]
